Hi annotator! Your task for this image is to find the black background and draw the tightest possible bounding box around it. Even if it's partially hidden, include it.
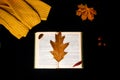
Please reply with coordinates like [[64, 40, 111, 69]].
[[0, 0, 114, 80]]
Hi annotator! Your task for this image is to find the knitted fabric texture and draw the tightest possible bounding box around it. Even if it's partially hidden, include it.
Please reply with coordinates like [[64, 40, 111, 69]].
[[0, 0, 51, 39]]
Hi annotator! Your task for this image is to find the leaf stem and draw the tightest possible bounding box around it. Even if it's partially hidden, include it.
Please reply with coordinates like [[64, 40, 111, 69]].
[[58, 62, 59, 69]]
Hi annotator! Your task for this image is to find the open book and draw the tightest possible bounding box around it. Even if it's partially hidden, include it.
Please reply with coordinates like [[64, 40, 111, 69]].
[[34, 32, 83, 69]]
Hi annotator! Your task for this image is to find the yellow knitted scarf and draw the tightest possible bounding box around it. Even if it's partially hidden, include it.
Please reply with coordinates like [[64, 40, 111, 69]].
[[0, 0, 51, 39]]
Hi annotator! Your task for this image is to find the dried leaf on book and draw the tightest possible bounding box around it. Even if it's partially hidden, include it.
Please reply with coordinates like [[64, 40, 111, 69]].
[[73, 61, 82, 67], [50, 32, 69, 62]]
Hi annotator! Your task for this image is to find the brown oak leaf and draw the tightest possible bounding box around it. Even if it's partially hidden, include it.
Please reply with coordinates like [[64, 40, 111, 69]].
[[50, 32, 69, 62]]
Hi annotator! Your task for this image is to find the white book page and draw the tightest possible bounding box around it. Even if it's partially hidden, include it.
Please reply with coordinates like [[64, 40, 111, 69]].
[[34, 32, 83, 69]]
